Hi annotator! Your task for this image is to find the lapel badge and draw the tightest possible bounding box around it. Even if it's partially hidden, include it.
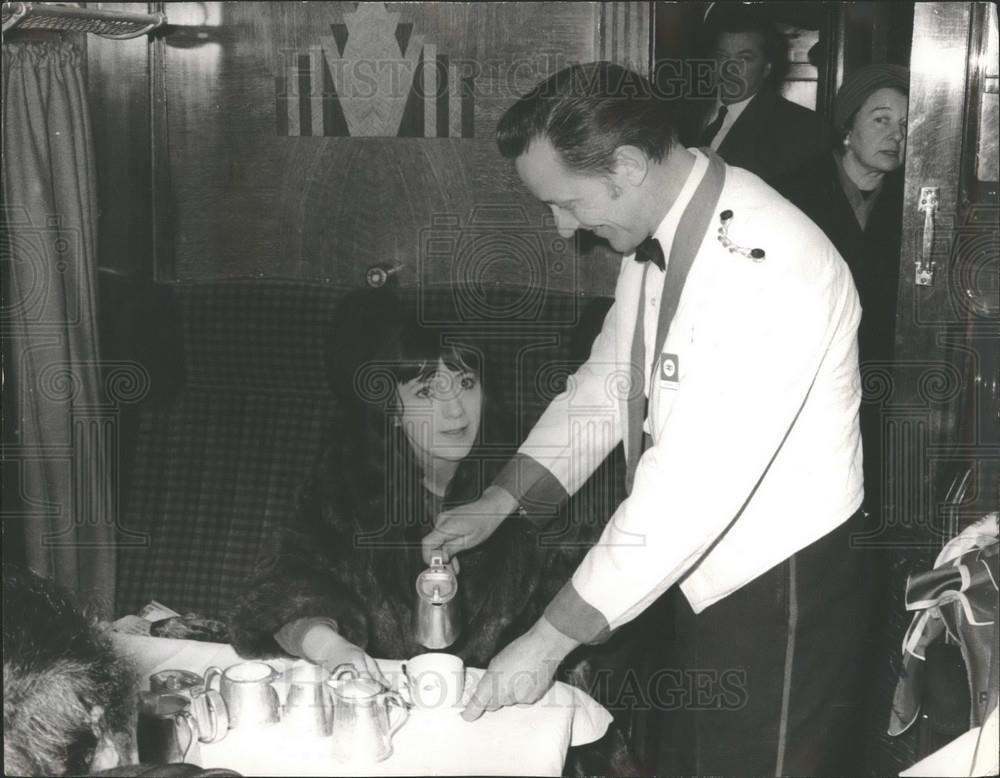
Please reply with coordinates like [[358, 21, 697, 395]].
[[717, 209, 766, 262], [660, 353, 679, 383]]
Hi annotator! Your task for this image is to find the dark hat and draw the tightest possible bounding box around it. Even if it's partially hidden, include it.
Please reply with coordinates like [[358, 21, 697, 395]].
[[833, 64, 909, 133]]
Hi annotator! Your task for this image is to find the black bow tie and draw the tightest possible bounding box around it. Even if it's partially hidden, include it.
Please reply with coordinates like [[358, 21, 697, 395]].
[[634, 236, 665, 271]]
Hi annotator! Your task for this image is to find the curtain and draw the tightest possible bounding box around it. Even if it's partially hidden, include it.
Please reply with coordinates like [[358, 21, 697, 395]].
[[2, 40, 116, 617]]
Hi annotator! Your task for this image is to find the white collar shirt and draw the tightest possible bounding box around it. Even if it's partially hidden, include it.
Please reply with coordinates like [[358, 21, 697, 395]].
[[706, 92, 755, 150], [640, 148, 709, 432]]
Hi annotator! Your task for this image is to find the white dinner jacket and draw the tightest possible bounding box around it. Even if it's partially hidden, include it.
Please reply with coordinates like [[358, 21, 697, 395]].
[[499, 158, 864, 642]]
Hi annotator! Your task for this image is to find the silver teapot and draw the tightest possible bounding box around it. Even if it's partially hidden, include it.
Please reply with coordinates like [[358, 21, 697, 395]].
[[413, 554, 461, 649], [327, 666, 409, 763]]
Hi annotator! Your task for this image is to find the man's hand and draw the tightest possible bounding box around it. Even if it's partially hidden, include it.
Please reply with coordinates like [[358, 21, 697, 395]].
[[461, 616, 580, 722], [421, 485, 519, 564]]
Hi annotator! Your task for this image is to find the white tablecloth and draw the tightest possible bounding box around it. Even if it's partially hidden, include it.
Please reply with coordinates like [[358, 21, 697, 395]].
[[900, 705, 999, 777], [113, 634, 612, 776]]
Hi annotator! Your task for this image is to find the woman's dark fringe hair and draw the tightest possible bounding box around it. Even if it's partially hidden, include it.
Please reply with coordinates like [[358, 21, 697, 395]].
[[496, 61, 680, 175], [3, 565, 138, 776], [311, 290, 509, 602], [379, 321, 482, 400]]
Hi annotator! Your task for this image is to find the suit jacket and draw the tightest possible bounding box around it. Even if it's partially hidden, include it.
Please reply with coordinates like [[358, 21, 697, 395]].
[[696, 85, 825, 184], [496, 151, 863, 642]]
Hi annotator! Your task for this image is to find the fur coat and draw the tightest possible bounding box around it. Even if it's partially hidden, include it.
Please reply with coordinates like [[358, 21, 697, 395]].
[[228, 432, 616, 668], [226, 420, 641, 775]]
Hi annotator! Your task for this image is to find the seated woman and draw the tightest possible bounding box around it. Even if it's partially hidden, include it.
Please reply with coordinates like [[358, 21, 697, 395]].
[[3, 565, 239, 777], [228, 289, 637, 773], [229, 289, 579, 671]]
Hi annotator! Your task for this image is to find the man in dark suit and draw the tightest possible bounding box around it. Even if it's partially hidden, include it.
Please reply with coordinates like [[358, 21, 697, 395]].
[[694, 4, 824, 184]]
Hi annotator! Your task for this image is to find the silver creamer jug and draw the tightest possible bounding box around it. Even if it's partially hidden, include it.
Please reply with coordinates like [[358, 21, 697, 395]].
[[327, 667, 408, 764], [413, 554, 461, 649]]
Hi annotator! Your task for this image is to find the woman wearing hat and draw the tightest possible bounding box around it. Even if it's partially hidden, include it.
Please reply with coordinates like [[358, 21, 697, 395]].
[[776, 63, 909, 525], [776, 72, 908, 767]]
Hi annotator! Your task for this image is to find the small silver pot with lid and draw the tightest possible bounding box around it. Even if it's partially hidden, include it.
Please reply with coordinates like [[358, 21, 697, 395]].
[[413, 554, 461, 649]]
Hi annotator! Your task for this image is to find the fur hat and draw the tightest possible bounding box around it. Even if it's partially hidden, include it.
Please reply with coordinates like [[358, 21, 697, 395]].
[[834, 64, 909, 133]]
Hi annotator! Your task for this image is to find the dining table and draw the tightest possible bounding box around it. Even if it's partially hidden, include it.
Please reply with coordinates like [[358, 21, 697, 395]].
[[112, 633, 613, 776]]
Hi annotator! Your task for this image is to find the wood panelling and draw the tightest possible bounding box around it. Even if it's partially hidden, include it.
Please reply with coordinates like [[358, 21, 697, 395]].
[[891, 0, 975, 530], [120, 1, 647, 292], [595, 2, 652, 75], [87, 2, 152, 279]]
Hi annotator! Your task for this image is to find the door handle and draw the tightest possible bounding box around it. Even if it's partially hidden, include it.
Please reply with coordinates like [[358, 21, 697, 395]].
[[916, 187, 939, 286]]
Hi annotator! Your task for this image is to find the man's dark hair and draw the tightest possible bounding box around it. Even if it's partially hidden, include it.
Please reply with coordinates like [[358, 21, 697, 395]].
[[496, 61, 680, 175], [702, 4, 791, 87], [3, 565, 137, 776]]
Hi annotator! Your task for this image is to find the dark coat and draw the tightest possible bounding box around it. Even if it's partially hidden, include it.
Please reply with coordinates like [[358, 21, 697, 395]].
[[691, 85, 825, 184], [225, 422, 645, 774], [775, 152, 904, 517], [775, 152, 904, 367]]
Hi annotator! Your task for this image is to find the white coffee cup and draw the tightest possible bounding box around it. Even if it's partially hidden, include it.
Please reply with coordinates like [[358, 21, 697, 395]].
[[401, 653, 465, 710]]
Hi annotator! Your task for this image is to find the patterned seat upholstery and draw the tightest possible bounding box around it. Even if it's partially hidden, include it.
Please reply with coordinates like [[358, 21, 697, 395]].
[[114, 280, 619, 620]]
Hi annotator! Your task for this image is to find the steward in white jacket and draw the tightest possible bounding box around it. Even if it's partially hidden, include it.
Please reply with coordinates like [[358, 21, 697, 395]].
[[424, 62, 875, 776]]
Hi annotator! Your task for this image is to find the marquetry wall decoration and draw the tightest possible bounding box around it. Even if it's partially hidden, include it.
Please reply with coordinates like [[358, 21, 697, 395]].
[[594, 2, 652, 75], [91, 2, 653, 288], [276, 3, 474, 138]]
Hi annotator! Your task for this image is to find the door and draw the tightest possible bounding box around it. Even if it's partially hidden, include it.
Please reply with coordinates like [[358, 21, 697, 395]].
[[885, 0, 997, 566], [867, 2, 999, 772]]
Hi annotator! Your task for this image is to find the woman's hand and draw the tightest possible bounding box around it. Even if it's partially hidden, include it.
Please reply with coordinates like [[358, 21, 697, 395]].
[[301, 623, 387, 686], [322, 641, 387, 687], [421, 485, 520, 564]]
